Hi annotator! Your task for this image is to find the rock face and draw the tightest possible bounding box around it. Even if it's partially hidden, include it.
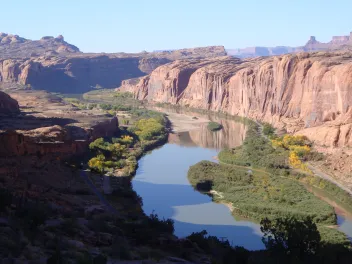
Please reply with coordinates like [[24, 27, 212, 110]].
[[120, 51, 352, 148], [0, 90, 119, 158], [0, 33, 226, 93], [0, 33, 80, 58], [227, 32, 352, 58], [0, 91, 19, 114]]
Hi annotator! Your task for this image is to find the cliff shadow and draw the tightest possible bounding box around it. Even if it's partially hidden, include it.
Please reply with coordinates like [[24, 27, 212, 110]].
[[0, 113, 79, 130], [132, 180, 264, 250]]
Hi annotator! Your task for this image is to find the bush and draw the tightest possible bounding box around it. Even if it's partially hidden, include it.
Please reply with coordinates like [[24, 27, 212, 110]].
[[262, 122, 275, 136], [99, 104, 112, 110], [133, 118, 166, 141], [186, 230, 250, 264], [261, 217, 321, 260], [207, 122, 223, 131], [114, 92, 133, 99]]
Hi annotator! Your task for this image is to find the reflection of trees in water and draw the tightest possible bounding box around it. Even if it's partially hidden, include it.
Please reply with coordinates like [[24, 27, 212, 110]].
[[152, 106, 248, 149], [168, 119, 247, 150], [188, 120, 247, 150]]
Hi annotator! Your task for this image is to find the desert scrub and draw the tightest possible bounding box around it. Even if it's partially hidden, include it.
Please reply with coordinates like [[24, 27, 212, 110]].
[[207, 121, 223, 131]]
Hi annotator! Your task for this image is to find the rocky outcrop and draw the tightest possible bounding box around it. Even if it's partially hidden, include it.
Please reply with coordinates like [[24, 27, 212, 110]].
[[0, 91, 19, 114], [120, 51, 352, 148], [0, 43, 226, 93], [227, 32, 352, 58], [0, 90, 119, 158], [0, 56, 150, 93], [0, 33, 80, 58]]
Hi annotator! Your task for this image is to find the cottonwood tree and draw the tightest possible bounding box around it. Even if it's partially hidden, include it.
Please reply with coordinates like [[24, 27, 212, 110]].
[[260, 217, 321, 261]]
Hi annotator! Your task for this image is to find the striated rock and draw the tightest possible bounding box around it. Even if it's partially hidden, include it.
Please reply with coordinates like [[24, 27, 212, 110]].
[[138, 57, 172, 73], [0, 32, 226, 93], [0, 91, 19, 114], [0, 46, 225, 93], [121, 51, 352, 148]]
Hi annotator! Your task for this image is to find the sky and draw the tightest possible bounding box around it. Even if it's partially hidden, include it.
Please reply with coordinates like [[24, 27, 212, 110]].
[[1, 0, 352, 53]]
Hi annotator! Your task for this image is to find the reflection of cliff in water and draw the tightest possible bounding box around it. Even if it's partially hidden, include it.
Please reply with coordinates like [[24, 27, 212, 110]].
[[169, 119, 247, 150]]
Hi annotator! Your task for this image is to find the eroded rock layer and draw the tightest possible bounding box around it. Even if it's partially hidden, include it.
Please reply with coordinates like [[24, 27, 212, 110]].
[[0, 90, 119, 158], [119, 51, 352, 148], [0, 48, 226, 93], [0, 91, 19, 114]]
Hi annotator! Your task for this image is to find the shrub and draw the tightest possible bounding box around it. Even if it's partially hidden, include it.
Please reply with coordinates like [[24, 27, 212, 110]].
[[261, 217, 321, 261], [262, 122, 275, 136], [133, 118, 166, 141], [207, 122, 223, 131], [188, 161, 336, 224]]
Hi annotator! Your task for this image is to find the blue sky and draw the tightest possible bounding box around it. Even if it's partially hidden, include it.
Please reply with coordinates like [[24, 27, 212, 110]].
[[1, 0, 352, 53]]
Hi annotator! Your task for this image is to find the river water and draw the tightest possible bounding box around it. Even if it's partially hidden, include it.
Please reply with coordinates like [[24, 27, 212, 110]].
[[132, 111, 352, 250]]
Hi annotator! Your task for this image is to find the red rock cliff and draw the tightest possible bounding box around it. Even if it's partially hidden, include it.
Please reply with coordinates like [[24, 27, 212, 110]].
[[120, 52, 352, 148]]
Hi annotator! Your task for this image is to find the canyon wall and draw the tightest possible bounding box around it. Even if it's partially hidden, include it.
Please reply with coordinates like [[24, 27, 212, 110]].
[[0, 56, 166, 93], [0, 33, 226, 94], [0, 49, 226, 94], [120, 51, 352, 148], [0, 91, 19, 114]]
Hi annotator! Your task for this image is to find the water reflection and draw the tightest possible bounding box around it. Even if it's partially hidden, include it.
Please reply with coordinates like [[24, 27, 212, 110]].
[[168, 119, 247, 150], [338, 215, 352, 240], [134, 106, 352, 248], [133, 127, 264, 249]]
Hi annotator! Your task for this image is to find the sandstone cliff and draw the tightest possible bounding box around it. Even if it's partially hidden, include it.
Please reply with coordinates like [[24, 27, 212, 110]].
[[119, 51, 352, 148], [0, 39, 226, 93], [0, 91, 19, 114]]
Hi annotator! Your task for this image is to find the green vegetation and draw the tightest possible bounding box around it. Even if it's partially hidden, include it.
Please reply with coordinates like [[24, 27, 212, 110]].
[[189, 121, 352, 247], [88, 112, 168, 176], [218, 122, 289, 171], [259, 217, 352, 263], [188, 161, 335, 224], [113, 91, 134, 99], [186, 230, 249, 264], [302, 175, 352, 209], [207, 121, 223, 131], [261, 217, 321, 259], [262, 122, 275, 137]]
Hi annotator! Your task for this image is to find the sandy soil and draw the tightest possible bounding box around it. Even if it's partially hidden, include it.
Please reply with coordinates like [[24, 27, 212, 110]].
[[161, 110, 209, 133]]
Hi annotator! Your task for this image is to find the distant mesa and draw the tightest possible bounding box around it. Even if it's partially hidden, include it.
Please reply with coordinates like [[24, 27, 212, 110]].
[[227, 31, 352, 58], [0, 33, 80, 59]]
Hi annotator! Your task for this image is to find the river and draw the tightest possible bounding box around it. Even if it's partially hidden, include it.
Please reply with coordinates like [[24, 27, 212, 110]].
[[131, 109, 352, 250]]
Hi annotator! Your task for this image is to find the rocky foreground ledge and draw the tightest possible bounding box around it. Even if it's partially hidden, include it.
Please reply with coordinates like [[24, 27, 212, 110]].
[[0, 90, 119, 159]]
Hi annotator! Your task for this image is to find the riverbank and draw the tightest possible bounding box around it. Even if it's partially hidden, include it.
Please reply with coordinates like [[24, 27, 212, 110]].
[[188, 121, 352, 249]]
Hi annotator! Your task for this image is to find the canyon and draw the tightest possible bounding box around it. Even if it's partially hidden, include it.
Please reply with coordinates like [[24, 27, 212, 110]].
[[0, 33, 226, 93], [119, 51, 352, 150], [1, 29, 352, 262]]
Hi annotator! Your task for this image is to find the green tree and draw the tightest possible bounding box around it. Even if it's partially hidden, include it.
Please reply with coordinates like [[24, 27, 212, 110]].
[[260, 217, 321, 261]]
